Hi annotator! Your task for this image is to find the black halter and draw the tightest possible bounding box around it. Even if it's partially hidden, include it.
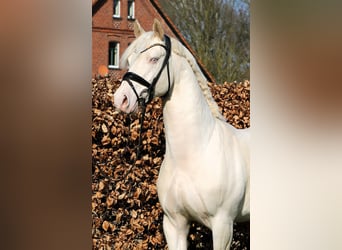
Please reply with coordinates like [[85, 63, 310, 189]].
[[122, 35, 172, 105], [121, 35, 171, 159]]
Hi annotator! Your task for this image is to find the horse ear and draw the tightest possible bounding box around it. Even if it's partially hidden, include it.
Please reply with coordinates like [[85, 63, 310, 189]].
[[153, 19, 164, 40], [134, 20, 145, 38]]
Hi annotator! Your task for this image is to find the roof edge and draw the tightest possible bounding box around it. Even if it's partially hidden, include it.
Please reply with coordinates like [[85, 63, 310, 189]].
[[92, 0, 107, 17]]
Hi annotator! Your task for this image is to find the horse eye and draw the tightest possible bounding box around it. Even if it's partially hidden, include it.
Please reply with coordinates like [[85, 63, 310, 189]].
[[150, 57, 159, 63]]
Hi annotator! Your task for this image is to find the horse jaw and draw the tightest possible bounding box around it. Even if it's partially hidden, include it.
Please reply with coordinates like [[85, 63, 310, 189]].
[[113, 83, 138, 113]]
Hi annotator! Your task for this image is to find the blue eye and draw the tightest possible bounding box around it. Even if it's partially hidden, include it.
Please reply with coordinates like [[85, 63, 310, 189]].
[[150, 57, 159, 63]]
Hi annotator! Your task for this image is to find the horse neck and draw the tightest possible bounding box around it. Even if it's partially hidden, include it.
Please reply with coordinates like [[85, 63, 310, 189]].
[[163, 55, 216, 159]]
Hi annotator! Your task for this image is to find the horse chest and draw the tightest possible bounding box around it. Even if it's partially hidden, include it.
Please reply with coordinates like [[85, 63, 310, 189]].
[[157, 165, 222, 226]]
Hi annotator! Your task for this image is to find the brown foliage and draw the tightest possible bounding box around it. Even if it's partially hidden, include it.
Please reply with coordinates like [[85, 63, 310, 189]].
[[92, 78, 250, 249]]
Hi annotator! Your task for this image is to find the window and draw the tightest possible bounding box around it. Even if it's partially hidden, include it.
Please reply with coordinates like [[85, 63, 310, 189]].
[[113, 0, 120, 18], [128, 0, 135, 19], [108, 42, 120, 69]]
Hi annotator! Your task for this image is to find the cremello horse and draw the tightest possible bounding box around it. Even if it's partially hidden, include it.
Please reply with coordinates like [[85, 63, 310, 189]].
[[114, 19, 250, 250]]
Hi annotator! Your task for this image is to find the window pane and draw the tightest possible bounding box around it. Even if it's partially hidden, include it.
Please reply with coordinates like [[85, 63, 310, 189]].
[[108, 42, 119, 67], [128, 0, 134, 18], [108, 48, 113, 65], [113, 0, 120, 17], [114, 45, 117, 65]]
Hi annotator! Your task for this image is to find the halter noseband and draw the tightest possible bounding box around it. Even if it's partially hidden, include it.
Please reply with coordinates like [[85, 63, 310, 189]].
[[122, 35, 171, 105]]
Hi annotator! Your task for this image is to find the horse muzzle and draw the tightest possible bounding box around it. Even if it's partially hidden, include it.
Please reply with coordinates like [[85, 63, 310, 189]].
[[113, 83, 139, 113]]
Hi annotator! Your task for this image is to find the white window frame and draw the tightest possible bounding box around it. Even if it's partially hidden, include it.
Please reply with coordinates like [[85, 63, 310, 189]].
[[108, 42, 120, 69], [127, 0, 135, 20], [113, 0, 120, 18]]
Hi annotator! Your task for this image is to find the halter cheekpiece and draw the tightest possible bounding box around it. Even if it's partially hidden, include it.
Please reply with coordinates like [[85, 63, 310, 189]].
[[121, 35, 171, 159]]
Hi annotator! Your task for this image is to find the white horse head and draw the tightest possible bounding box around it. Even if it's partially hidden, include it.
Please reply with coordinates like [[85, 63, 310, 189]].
[[114, 19, 173, 113]]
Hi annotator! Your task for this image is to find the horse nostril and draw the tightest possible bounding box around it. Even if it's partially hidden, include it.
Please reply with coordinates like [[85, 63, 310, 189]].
[[122, 95, 128, 107]]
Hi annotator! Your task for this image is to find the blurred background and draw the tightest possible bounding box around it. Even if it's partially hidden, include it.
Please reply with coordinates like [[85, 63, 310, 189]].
[[1, 0, 341, 249]]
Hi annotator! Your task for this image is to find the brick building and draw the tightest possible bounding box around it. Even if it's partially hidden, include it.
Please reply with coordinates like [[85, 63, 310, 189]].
[[92, 0, 214, 82]]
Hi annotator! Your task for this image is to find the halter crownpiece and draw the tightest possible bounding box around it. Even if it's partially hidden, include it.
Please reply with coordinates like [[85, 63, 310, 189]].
[[122, 34, 171, 105]]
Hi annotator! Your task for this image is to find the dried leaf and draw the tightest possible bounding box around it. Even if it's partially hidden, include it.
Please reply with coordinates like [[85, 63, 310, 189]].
[[101, 123, 108, 133], [98, 181, 105, 191], [102, 221, 110, 231], [101, 135, 110, 145], [106, 196, 114, 207]]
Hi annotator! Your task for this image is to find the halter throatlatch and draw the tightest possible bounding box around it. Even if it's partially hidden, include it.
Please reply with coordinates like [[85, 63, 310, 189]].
[[121, 35, 171, 159]]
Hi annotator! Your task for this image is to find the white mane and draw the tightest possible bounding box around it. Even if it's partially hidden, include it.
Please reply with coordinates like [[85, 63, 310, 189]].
[[170, 37, 225, 121], [121, 32, 225, 121]]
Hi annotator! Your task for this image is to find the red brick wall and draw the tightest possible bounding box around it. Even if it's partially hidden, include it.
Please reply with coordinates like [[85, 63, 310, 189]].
[[92, 0, 177, 79]]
